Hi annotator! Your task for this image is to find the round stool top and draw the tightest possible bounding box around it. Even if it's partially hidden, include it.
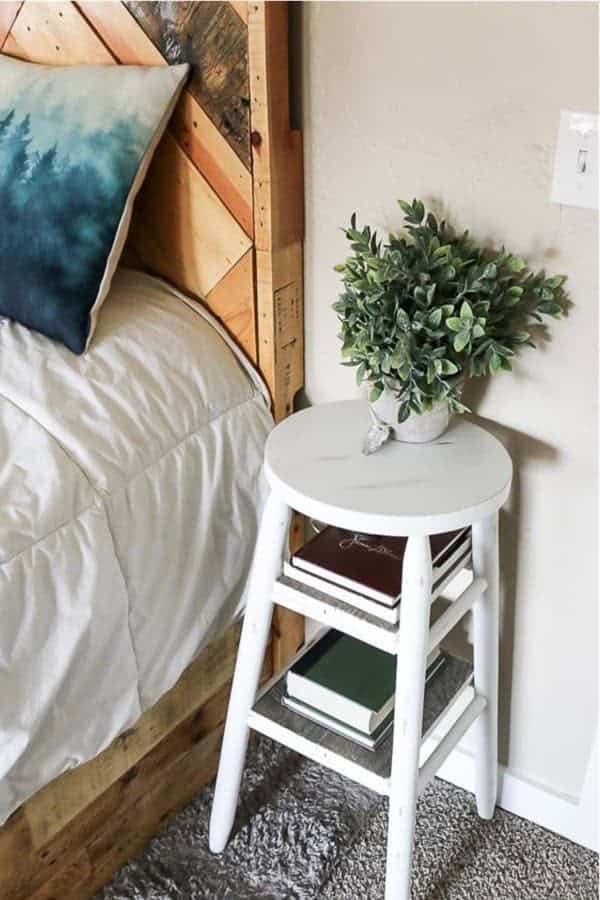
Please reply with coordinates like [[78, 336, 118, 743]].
[[265, 400, 512, 536]]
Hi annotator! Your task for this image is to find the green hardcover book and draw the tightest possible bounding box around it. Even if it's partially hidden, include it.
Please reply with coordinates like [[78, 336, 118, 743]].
[[281, 696, 395, 751], [286, 631, 439, 734]]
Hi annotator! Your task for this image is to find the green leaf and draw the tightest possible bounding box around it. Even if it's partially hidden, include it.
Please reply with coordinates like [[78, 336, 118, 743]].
[[428, 307, 442, 327], [398, 199, 413, 218], [460, 300, 474, 319], [508, 256, 526, 273], [396, 308, 411, 328], [482, 263, 497, 279], [356, 362, 367, 384], [440, 359, 459, 375], [512, 331, 531, 343], [446, 317, 463, 332], [414, 200, 425, 223], [448, 398, 470, 415], [472, 323, 485, 339], [489, 352, 503, 374], [547, 274, 566, 289], [369, 384, 383, 403], [427, 212, 438, 232], [537, 301, 563, 317], [333, 263, 346, 273], [453, 331, 470, 353], [397, 400, 411, 423]]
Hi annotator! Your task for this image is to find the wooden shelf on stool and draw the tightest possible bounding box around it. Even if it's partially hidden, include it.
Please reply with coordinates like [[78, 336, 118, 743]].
[[249, 651, 473, 796]]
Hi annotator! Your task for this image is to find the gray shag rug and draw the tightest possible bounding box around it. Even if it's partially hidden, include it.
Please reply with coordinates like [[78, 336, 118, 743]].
[[97, 736, 598, 900]]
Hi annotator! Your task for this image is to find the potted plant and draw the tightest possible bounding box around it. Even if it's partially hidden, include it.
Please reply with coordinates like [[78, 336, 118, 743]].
[[333, 199, 566, 443]]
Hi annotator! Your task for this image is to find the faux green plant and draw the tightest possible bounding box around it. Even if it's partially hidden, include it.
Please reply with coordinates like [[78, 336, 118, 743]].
[[333, 199, 566, 422]]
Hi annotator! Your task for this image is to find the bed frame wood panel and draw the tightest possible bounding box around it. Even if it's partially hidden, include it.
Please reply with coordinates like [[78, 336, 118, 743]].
[[0, 3, 303, 896]]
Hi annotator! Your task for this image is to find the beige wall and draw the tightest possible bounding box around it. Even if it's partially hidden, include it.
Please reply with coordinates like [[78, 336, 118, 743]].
[[300, 1, 598, 799]]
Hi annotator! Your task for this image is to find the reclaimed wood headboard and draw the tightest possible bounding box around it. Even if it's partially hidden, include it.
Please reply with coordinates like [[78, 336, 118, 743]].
[[0, 0, 303, 422], [0, 6, 304, 898]]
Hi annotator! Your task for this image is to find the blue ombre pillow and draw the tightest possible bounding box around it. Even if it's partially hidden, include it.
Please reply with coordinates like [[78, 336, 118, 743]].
[[0, 56, 188, 353]]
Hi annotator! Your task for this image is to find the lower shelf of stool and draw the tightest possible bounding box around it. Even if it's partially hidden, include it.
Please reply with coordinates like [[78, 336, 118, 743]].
[[248, 653, 474, 797]]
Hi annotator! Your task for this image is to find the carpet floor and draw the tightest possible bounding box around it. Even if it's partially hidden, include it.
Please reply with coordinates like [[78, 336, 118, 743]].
[[98, 736, 598, 900]]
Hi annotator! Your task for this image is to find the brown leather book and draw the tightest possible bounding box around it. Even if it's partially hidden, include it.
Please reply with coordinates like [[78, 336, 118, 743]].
[[291, 526, 470, 607]]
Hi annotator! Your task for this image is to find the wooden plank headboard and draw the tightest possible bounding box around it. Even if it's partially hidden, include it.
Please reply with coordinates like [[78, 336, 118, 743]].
[[0, 0, 304, 423], [0, 7, 304, 898]]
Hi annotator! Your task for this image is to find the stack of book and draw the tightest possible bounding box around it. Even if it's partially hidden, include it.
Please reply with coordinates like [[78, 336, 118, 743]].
[[280, 525, 472, 750], [284, 525, 471, 624], [282, 630, 445, 750]]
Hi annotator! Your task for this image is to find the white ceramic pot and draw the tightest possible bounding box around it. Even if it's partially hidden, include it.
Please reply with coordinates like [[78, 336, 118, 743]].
[[370, 387, 450, 443]]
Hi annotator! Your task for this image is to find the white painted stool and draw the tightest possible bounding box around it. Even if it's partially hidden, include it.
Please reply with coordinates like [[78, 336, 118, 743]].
[[209, 399, 512, 900]]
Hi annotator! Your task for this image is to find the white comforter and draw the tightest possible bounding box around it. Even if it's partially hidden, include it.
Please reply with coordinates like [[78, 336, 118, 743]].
[[0, 268, 273, 823]]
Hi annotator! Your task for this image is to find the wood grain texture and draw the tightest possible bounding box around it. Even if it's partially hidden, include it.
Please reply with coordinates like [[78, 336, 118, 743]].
[[249, 2, 305, 668], [24, 623, 242, 850], [3, 0, 113, 63], [229, 0, 248, 25], [14, 695, 228, 900], [0, 623, 241, 896], [128, 131, 252, 298], [249, 2, 304, 422], [0, 4, 304, 895], [205, 248, 257, 362], [76, 0, 253, 236], [1, 634, 272, 900], [0, 1, 22, 49], [126, 1, 251, 168]]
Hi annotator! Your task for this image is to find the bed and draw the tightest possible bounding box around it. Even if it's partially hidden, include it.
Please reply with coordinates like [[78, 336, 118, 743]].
[[0, 3, 303, 898]]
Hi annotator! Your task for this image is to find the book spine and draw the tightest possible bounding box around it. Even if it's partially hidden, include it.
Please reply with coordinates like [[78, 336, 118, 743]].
[[290, 557, 398, 605], [282, 562, 399, 623], [292, 533, 472, 607], [432, 535, 472, 581], [286, 669, 376, 731], [282, 696, 389, 750]]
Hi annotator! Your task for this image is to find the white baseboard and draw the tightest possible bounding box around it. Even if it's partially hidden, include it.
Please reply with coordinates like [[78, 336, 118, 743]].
[[423, 691, 598, 852]]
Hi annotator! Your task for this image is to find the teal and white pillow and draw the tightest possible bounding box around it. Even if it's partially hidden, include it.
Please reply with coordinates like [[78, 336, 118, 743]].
[[0, 56, 188, 353]]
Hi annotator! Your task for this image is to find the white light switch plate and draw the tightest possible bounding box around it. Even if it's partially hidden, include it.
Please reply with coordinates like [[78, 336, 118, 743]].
[[551, 110, 598, 210]]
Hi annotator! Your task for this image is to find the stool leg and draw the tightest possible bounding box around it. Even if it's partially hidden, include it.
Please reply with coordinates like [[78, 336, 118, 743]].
[[471, 511, 500, 819], [386, 535, 432, 900], [209, 493, 291, 853]]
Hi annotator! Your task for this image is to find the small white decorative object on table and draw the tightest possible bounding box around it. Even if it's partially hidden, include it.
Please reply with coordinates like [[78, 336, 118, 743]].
[[209, 399, 512, 900], [370, 386, 450, 444]]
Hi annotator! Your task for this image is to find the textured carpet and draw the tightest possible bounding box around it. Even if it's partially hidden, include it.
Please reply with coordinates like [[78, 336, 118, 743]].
[[98, 736, 598, 900]]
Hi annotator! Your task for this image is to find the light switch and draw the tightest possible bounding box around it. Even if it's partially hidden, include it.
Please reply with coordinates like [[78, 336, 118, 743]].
[[551, 110, 598, 210]]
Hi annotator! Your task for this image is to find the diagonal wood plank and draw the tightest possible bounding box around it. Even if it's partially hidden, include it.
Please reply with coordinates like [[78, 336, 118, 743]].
[[75, 0, 165, 65], [126, 1, 251, 168], [3, 0, 113, 63], [76, 0, 253, 237], [229, 0, 248, 25], [206, 249, 257, 362], [0, 1, 22, 50], [170, 94, 253, 237], [128, 132, 252, 300]]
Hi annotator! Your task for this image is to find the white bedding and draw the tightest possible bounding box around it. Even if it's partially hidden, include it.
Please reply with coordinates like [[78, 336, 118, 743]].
[[0, 268, 273, 823]]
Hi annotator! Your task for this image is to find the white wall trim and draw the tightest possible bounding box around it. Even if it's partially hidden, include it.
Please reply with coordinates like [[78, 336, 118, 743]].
[[424, 694, 598, 852]]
